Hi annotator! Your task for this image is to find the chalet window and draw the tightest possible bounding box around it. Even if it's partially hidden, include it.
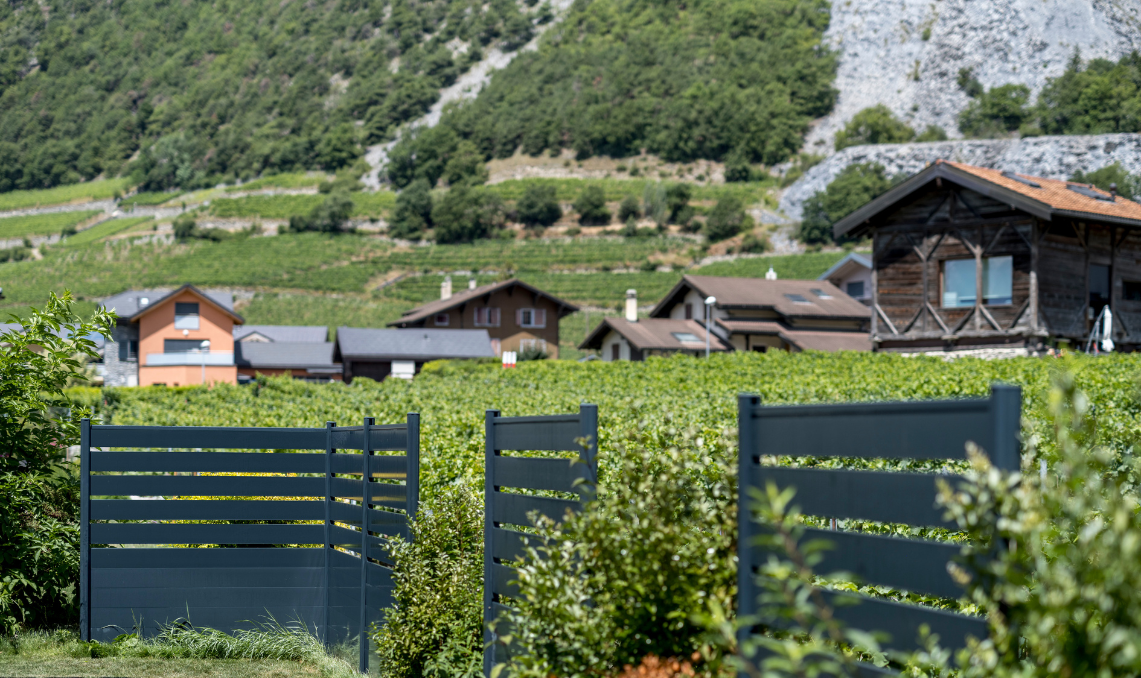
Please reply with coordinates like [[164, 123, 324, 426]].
[[611, 343, 620, 360], [846, 281, 865, 298], [517, 308, 546, 328], [165, 339, 209, 353], [942, 257, 1012, 307], [174, 302, 200, 330], [685, 303, 693, 320], [1124, 280, 1141, 301], [118, 340, 139, 362], [434, 313, 449, 326], [1090, 264, 1111, 315], [474, 307, 500, 327]]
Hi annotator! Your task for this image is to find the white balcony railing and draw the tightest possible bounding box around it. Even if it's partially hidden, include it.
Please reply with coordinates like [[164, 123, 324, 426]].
[[145, 352, 234, 367]]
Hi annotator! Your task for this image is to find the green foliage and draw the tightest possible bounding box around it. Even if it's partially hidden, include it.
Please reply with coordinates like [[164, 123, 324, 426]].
[[0, 0, 535, 190], [515, 183, 562, 228], [957, 68, 984, 98], [224, 173, 327, 193], [724, 147, 757, 183], [286, 193, 356, 234], [0, 246, 30, 263], [0, 179, 130, 211], [916, 125, 948, 142], [573, 186, 611, 226], [61, 217, 154, 247], [738, 231, 769, 254], [665, 183, 693, 224], [704, 195, 751, 242], [390, 179, 435, 240], [390, 0, 837, 166], [618, 195, 642, 223], [125, 192, 183, 207], [798, 162, 890, 245], [0, 292, 112, 633], [388, 127, 491, 189], [484, 177, 775, 208], [958, 84, 1032, 138], [374, 486, 483, 678], [1038, 51, 1141, 135], [1072, 162, 1141, 200], [834, 105, 916, 150], [643, 183, 668, 229], [502, 419, 735, 677], [432, 185, 506, 243], [209, 192, 395, 220], [0, 211, 101, 240]]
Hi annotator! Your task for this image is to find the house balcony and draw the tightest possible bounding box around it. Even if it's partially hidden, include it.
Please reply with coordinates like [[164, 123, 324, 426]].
[[144, 352, 235, 367]]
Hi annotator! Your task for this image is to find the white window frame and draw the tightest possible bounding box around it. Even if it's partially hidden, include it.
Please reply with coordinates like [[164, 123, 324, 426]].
[[474, 307, 500, 327], [517, 307, 546, 328], [174, 302, 200, 330]]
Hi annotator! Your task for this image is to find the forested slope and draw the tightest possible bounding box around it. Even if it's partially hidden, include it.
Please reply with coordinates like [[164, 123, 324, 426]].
[[0, 0, 537, 191]]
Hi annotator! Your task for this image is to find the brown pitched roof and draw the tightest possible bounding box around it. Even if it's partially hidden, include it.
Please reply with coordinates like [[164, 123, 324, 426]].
[[651, 275, 870, 320], [127, 284, 245, 324], [716, 319, 871, 351], [389, 278, 579, 327], [579, 317, 732, 352], [834, 159, 1141, 238]]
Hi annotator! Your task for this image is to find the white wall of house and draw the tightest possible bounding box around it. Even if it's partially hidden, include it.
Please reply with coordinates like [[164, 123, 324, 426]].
[[666, 289, 727, 322], [601, 329, 632, 362]]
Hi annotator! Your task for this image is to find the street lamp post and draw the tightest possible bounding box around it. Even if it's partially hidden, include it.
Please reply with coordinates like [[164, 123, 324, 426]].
[[704, 296, 716, 358], [200, 340, 210, 384]]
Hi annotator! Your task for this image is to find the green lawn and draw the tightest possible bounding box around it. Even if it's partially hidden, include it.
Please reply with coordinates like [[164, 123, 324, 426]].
[[0, 178, 131, 211], [0, 210, 103, 239]]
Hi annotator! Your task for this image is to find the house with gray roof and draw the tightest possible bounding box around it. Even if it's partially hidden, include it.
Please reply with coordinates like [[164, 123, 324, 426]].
[[334, 327, 495, 382]]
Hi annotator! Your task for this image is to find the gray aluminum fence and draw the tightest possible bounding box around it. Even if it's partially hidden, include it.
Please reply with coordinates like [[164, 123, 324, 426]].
[[79, 415, 420, 674], [737, 385, 1020, 676], [483, 404, 598, 677]]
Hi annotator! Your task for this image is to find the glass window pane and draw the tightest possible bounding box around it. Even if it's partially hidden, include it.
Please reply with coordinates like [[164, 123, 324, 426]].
[[943, 259, 976, 307], [983, 256, 1012, 305]]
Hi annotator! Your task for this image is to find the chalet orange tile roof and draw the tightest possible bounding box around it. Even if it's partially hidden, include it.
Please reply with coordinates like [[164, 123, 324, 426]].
[[940, 160, 1141, 223]]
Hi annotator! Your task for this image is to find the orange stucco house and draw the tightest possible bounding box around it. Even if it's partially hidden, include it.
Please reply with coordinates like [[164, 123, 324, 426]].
[[102, 285, 244, 386]]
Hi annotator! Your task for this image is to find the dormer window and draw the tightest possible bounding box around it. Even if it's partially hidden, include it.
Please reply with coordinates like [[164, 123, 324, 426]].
[[174, 302, 200, 330]]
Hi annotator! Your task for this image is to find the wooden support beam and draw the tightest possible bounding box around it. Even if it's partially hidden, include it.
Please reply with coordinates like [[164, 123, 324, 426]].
[[874, 304, 899, 335], [1007, 299, 1031, 330], [925, 303, 951, 333], [1030, 221, 1040, 332], [979, 304, 1002, 331], [982, 224, 1008, 256]]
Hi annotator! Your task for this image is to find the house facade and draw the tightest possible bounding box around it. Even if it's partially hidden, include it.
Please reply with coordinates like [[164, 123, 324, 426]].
[[234, 325, 340, 382], [388, 278, 578, 359], [334, 327, 495, 383], [102, 285, 243, 387], [818, 252, 873, 305], [832, 160, 1141, 355], [581, 277, 871, 361]]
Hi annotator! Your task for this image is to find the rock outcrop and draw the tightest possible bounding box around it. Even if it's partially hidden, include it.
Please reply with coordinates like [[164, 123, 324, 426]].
[[780, 133, 1141, 220], [806, 0, 1141, 154]]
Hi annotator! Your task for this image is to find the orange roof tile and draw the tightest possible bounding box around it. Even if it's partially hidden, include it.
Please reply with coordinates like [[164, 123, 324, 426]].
[[940, 160, 1141, 223]]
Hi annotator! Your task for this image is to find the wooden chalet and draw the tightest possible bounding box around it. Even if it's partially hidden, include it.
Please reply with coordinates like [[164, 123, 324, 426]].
[[833, 160, 1141, 355]]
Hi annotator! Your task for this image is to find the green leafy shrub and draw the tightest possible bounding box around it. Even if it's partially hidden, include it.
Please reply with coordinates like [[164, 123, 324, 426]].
[[573, 186, 611, 226], [724, 147, 755, 183], [643, 183, 668, 229], [0, 292, 112, 633], [0, 246, 30, 262], [834, 105, 916, 150], [916, 125, 948, 142], [501, 419, 735, 678], [957, 84, 1032, 138], [1072, 162, 1141, 200], [665, 183, 693, 224], [1038, 51, 1141, 135], [373, 485, 483, 678], [618, 195, 641, 223], [516, 183, 562, 227], [432, 185, 506, 243], [390, 179, 434, 240], [703, 195, 751, 242], [798, 162, 891, 245], [957, 67, 984, 98], [287, 192, 355, 234], [739, 231, 769, 254]]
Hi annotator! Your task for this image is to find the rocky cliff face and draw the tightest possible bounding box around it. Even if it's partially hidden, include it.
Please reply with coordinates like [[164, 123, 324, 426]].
[[780, 133, 1141, 219], [806, 0, 1141, 154]]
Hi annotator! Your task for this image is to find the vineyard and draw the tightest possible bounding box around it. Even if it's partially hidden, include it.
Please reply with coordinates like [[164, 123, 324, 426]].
[[0, 211, 103, 240], [0, 178, 129, 212]]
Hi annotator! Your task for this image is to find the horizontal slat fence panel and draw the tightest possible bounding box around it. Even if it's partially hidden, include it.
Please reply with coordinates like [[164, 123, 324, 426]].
[[737, 386, 1020, 674], [91, 451, 325, 473], [494, 456, 586, 494], [91, 426, 326, 450], [91, 475, 324, 497], [91, 499, 323, 521], [485, 405, 598, 678], [752, 467, 961, 528], [82, 414, 421, 677]]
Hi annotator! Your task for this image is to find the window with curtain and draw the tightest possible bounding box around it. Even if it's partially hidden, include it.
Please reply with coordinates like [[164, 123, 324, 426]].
[[942, 257, 1012, 308]]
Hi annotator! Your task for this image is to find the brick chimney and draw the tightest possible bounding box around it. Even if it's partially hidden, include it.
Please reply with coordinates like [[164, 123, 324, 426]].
[[441, 276, 452, 300]]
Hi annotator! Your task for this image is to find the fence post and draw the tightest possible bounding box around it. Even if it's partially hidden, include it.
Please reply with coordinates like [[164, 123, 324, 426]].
[[483, 409, 500, 678], [990, 384, 1021, 472], [79, 418, 91, 642], [360, 416, 374, 674], [578, 403, 598, 500], [406, 413, 420, 526], [736, 394, 760, 672], [324, 421, 335, 648]]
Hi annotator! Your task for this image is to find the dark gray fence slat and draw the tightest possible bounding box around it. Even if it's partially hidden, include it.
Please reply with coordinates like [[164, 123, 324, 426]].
[[90, 451, 326, 474], [328, 428, 364, 450], [91, 475, 324, 498], [492, 563, 520, 599], [90, 547, 323, 569], [752, 466, 962, 528], [90, 499, 323, 521], [92, 567, 323, 589], [330, 477, 363, 500], [92, 585, 325, 608], [330, 453, 364, 474], [329, 500, 359, 524], [330, 524, 363, 548], [820, 588, 986, 653], [90, 426, 327, 450], [494, 456, 585, 494], [91, 523, 324, 545], [369, 427, 407, 451], [493, 419, 582, 452], [371, 482, 407, 506], [494, 492, 581, 527], [749, 399, 992, 461], [492, 527, 530, 563], [751, 528, 968, 599], [371, 455, 408, 478]]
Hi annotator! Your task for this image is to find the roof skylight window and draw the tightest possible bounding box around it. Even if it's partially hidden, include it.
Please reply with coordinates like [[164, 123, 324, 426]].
[[810, 288, 832, 299], [783, 293, 812, 304], [671, 332, 701, 343], [1001, 170, 1041, 188], [1067, 183, 1116, 202]]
